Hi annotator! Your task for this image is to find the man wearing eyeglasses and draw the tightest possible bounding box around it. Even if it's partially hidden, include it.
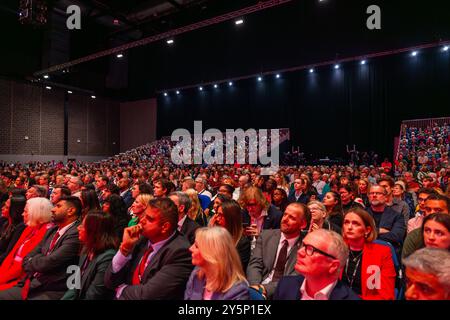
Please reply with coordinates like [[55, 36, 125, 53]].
[[366, 185, 405, 251], [273, 229, 360, 300], [407, 188, 437, 233]]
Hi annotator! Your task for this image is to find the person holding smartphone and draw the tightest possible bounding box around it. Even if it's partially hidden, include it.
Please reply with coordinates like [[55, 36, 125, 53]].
[[239, 186, 283, 240]]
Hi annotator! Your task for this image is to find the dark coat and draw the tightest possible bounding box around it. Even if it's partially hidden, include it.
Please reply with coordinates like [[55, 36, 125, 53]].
[[104, 232, 194, 300], [242, 205, 283, 230], [180, 217, 200, 244], [61, 249, 116, 300], [22, 221, 81, 297], [246, 229, 302, 298], [274, 275, 361, 300]]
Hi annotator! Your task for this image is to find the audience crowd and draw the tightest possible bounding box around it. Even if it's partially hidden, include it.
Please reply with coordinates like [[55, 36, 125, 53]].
[[0, 132, 449, 300]]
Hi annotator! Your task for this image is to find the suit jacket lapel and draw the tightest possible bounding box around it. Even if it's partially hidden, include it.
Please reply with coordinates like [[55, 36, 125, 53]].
[[286, 236, 301, 274], [141, 233, 178, 281], [79, 254, 91, 293], [266, 231, 281, 272], [329, 281, 349, 300], [43, 226, 58, 255]]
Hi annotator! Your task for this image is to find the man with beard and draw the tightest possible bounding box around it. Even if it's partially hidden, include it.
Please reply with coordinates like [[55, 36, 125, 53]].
[[0, 196, 81, 300], [247, 203, 310, 299], [367, 185, 406, 251]]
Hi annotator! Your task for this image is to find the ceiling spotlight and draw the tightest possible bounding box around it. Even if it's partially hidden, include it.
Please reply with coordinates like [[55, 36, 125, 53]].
[[176, 90, 180, 95], [166, 39, 174, 44], [361, 60, 366, 65], [257, 76, 262, 82], [309, 68, 314, 73], [199, 86, 203, 91], [91, 95, 96, 99], [276, 74, 280, 78], [235, 19, 244, 25], [45, 86, 51, 90], [43, 75, 49, 79], [164, 92, 168, 97], [411, 51, 418, 57], [67, 90, 73, 94], [228, 81, 233, 86], [443, 46, 449, 52], [214, 84, 218, 88], [116, 53, 123, 58], [334, 64, 340, 69]]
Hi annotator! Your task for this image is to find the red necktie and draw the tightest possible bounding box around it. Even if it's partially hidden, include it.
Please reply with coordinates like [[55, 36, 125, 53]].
[[22, 230, 60, 300], [48, 231, 60, 254], [132, 245, 153, 285]]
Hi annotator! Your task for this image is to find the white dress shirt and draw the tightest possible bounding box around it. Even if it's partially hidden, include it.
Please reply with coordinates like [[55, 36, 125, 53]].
[[300, 279, 338, 300], [112, 232, 176, 298], [262, 233, 298, 284]]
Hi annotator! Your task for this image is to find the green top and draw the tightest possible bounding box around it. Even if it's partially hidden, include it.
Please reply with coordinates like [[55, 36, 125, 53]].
[[401, 228, 424, 260], [128, 216, 139, 227]]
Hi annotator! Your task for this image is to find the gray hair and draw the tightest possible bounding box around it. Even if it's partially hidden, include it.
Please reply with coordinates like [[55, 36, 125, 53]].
[[312, 229, 349, 275], [403, 248, 450, 292], [307, 200, 327, 214], [26, 197, 53, 227], [32, 185, 48, 198], [370, 184, 387, 195], [169, 191, 192, 214], [71, 176, 83, 187]]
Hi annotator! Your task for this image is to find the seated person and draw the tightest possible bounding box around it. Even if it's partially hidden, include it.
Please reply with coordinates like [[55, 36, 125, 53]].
[[247, 202, 310, 299], [403, 248, 450, 300], [307, 201, 341, 234], [0, 196, 27, 263], [402, 194, 450, 259], [209, 199, 251, 270], [184, 227, 249, 300], [0, 198, 53, 290], [341, 207, 396, 300], [0, 196, 81, 300], [274, 229, 360, 300], [240, 186, 283, 238], [104, 198, 194, 300], [169, 192, 200, 244], [62, 211, 119, 300]]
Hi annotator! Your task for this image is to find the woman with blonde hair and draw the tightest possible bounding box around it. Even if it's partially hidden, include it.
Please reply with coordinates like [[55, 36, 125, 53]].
[[185, 227, 249, 300], [239, 186, 282, 238], [185, 189, 208, 226], [128, 193, 153, 227], [357, 178, 371, 207], [0, 197, 53, 290]]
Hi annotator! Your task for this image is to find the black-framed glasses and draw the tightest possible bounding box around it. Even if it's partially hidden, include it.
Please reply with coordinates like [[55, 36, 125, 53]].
[[301, 241, 337, 260]]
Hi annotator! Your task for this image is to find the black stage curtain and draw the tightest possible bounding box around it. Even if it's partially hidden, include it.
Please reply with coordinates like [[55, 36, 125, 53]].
[[157, 48, 450, 159]]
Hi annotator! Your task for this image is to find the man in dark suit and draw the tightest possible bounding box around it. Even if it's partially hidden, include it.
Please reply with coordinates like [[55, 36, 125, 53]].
[[0, 196, 82, 300], [367, 185, 406, 251], [118, 177, 133, 210], [274, 229, 360, 300], [104, 197, 194, 300], [247, 202, 311, 299], [169, 191, 200, 244], [241, 187, 283, 238]]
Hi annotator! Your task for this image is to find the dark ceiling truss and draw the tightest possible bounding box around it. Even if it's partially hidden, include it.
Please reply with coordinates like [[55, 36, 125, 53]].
[[34, 0, 293, 77]]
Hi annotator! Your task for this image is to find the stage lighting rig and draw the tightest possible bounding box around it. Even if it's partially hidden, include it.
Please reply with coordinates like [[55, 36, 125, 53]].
[[18, 0, 48, 26]]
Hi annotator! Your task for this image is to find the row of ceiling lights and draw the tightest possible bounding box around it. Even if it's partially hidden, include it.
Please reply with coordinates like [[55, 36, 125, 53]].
[[161, 46, 449, 96]]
